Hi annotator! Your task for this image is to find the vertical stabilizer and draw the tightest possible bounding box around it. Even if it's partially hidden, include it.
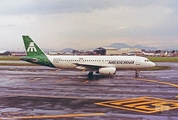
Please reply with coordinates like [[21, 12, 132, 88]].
[[21, 35, 55, 68], [22, 36, 46, 56]]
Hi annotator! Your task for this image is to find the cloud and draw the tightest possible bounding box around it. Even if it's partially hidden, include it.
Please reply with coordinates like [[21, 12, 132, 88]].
[[0, 0, 178, 50], [1, 0, 176, 15], [0, 0, 113, 15]]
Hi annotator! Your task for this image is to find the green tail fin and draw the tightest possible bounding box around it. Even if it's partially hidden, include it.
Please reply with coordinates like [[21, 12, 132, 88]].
[[22, 36, 46, 56], [21, 35, 55, 68]]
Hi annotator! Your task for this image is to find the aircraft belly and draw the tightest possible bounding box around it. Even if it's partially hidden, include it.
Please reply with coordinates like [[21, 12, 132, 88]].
[[53, 62, 76, 69], [116, 64, 135, 69]]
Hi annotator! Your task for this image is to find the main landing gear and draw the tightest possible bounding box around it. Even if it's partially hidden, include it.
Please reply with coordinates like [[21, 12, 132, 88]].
[[88, 71, 93, 78], [135, 70, 139, 77]]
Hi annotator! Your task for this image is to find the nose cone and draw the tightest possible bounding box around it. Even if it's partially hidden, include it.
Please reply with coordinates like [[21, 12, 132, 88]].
[[150, 62, 156, 67]]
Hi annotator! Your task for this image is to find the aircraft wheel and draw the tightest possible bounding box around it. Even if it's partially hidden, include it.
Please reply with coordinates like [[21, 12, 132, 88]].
[[135, 69, 139, 77], [88, 72, 93, 78], [135, 72, 139, 77]]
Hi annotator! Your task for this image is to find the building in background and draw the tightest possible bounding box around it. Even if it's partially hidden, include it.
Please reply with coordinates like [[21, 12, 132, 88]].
[[0, 50, 11, 56], [94, 47, 142, 56]]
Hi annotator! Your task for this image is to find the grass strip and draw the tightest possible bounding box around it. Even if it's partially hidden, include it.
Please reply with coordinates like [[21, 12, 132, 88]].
[[145, 66, 171, 71], [0, 63, 38, 66], [147, 57, 178, 62]]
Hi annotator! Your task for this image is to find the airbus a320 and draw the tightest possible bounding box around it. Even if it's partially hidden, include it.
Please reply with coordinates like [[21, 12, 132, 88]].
[[20, 36, 156, 77]]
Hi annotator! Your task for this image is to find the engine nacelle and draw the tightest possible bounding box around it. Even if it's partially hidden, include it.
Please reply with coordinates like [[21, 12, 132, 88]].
[[98, 67, 116, 75]]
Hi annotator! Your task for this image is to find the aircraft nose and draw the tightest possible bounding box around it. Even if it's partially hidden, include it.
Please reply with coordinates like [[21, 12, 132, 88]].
[[151, 62, 156, 67]]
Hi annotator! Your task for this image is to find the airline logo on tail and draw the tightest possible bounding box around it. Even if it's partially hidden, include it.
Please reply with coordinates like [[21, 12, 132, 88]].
[[27, 42, 37, 52]]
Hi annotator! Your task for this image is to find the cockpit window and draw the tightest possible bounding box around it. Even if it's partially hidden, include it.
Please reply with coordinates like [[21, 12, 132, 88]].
[[144, 59, 150, 62]]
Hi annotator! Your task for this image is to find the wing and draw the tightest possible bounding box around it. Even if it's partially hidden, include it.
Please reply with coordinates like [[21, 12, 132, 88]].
[[74, 62, 116, 71]]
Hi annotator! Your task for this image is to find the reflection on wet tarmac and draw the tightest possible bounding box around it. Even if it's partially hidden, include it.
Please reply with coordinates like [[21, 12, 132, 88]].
[[0, 62, 178, 119]]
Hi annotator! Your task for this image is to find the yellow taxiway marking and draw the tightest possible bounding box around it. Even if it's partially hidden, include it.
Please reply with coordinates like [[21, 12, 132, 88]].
[[2, 113, 105, 119], [84, 80, 89, 84], [55, 78, 66, 83], [134, 78, 178, 88], [29, 78, 42, 82], [95, 96, 178, 114]]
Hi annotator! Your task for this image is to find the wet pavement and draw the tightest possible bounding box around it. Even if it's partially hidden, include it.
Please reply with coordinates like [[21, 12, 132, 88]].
[[0, 62, 178, 120]]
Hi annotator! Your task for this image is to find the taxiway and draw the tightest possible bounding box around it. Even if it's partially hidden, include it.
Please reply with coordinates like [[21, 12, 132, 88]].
[[0, 62, 178, 119]]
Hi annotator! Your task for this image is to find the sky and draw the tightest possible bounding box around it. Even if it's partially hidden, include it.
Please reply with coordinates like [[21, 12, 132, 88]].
[[0, 0, 178, 51]]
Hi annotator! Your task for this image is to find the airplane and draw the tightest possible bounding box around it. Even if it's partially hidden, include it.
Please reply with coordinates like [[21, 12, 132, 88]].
[[20, 36, 156, 77], [142, 51, 155, 56]]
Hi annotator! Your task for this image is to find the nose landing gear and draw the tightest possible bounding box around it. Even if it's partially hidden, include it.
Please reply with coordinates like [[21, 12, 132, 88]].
[[135, 70, 139, 77]]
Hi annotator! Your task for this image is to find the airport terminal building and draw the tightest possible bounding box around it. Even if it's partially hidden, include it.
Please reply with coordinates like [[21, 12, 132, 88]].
[[94, 47, 142, 56]]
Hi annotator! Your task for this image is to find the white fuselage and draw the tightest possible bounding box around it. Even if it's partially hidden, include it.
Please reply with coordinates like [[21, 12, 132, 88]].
[[47, 55, 155, 70], [21, 35, 156, 76]]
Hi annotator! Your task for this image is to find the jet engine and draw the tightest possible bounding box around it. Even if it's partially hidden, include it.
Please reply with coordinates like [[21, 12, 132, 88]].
[[98, 67, 116, 75]]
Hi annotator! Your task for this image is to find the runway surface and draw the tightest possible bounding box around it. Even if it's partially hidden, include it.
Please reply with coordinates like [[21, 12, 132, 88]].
[[0, 62, 178, 120]]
